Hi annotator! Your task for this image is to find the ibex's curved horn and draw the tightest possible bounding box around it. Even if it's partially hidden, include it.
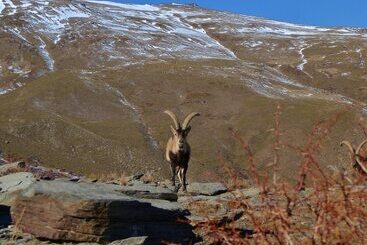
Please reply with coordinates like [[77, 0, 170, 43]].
[[341, 140, 355, 155], [341, 141, 357, 167], [164, 110, 180, 129], [355, 140, 367, 174], [355, 140, 367, 156], [182, 112, 200, 129]]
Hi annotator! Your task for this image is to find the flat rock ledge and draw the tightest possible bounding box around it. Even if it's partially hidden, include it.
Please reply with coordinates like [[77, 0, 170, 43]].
[[187, 182, 228, 196], [11, 179, 195, 244], [120, 180, 178, 201]]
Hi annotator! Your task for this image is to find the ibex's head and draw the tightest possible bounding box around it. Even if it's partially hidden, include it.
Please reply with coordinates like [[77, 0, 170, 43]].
[[164, 110, 200, 151]]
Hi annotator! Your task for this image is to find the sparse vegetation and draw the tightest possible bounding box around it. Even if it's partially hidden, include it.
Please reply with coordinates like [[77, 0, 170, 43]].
[[87, 172, 129, 185], [140, 171, 155, 184], [188, 106, 367, 244]]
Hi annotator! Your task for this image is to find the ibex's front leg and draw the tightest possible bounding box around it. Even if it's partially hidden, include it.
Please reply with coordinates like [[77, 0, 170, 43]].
[[176, 168, 186, 192], [170, 163, 177, 186], [182, 166, 188, 192]]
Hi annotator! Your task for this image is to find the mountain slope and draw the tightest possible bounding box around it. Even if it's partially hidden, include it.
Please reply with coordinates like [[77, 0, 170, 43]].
[[0, 0, 366, 180]]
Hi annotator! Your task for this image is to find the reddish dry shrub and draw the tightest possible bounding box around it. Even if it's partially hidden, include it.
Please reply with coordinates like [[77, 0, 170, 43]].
[[3, 153, 22, 163], [0, 166, 24, 177], [192, 106, 367, 245]]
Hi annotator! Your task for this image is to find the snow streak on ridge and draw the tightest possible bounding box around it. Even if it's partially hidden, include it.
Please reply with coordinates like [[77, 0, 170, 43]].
[[0, 1, 5, 15], [37, 36, 54, 71], [3, 0, 16, 15]]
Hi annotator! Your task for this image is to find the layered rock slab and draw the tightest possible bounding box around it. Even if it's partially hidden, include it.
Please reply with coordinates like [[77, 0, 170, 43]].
[[11, 180, 195, 243], [0, 172, 36, 206]]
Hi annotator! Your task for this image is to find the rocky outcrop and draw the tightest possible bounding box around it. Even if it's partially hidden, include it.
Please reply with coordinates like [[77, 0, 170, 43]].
[[0, 164, 258, 244], [11, 179, 195, 244]]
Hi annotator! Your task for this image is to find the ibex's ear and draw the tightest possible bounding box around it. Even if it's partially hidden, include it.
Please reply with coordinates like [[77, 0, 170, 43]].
[[170, 125, 177, 135], [184, 126, 191, 136]]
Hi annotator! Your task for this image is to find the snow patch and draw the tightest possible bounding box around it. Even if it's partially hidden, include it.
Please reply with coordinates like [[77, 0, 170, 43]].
[[0, 83, 23, 96], [105, 84, 137, 111], [356, 48, 365, 67], [83, 4, 239, 61], [161, 9, 238, 59], [204, 63, 363, 112], [199, 25, 238, 59], [23, 2, 90, 43], [297, 40, 308, 71], [20, 1, 31, 8], [0, 0, 5, 15], [5, 27, 32, 46], [85, 0, 160, 11], [37, 36, 55, 71], [0, 88, 14, 95], [244, 40, 263, 48], [3, 0, 16, 15]]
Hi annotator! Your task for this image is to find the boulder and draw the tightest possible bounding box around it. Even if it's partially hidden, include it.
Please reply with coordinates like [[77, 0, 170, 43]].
[[0, 172, 36, 206], [11, 179, 195, 244], [187, 182, 228, 196]]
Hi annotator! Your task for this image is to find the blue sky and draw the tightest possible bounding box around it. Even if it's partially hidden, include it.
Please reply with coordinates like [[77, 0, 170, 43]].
[[110, 0, 367, 28]]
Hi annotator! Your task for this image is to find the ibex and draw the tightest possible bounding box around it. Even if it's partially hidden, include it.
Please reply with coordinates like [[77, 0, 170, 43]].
[[340, 140, 367, 175], [164, 110, 200, 192]]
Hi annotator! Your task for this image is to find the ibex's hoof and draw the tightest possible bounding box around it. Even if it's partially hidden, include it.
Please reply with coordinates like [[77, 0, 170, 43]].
[[174, 184, 182, 193]]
